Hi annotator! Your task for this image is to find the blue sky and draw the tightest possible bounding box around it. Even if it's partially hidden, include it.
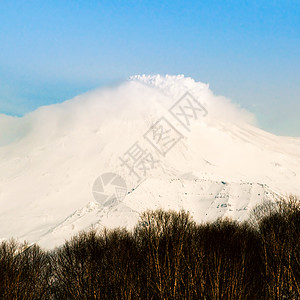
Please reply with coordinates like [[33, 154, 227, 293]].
[[0, 0, 299, 136]]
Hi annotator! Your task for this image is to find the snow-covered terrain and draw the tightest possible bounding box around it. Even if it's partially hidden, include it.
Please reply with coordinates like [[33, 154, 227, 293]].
[[0, 75, 299, 248]]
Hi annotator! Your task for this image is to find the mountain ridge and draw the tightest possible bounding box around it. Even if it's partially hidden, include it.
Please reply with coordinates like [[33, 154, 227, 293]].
[[0, 74, 299, 248]]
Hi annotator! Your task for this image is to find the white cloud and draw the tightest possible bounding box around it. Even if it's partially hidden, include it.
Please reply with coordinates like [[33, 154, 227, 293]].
[[0, 74, 257, 147]]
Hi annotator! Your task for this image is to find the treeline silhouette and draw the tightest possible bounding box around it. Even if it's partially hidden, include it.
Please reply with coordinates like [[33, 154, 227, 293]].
[[0, 196, 299, 299]]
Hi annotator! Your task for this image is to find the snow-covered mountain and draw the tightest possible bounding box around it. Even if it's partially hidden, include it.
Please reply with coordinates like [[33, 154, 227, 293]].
[[0, 75, 299, 248]]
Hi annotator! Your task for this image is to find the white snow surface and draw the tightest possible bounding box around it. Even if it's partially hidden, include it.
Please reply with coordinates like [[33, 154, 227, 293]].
[[0, 74, 299, 248]]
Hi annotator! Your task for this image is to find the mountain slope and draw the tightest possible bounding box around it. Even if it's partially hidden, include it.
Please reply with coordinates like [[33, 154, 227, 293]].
[[0, 75, 299, 248]]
